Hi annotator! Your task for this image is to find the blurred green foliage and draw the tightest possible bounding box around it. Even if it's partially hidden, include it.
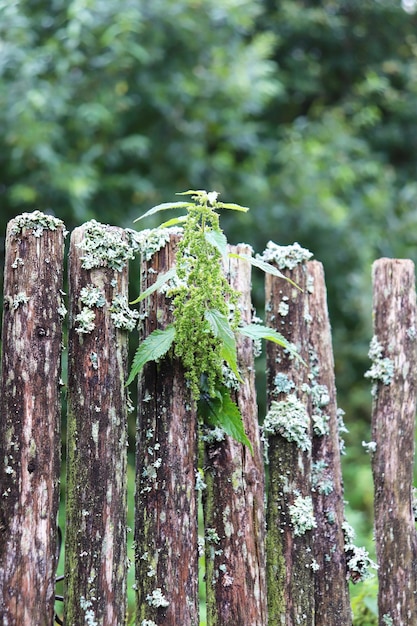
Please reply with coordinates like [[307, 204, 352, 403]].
[[2, 0, 417, 617]]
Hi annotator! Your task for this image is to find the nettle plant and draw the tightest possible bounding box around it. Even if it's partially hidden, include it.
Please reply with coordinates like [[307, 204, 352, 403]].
[[127, 190, 299, 451]]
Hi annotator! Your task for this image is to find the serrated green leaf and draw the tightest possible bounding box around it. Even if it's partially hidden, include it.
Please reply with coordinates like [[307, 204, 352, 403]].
[[229, 253, 302, 290], [130, 267, 176, 304], [126, 325, 175, 385], [216, 202, 250, 212], [158, 215, 188, 228], [239, 324, 306, 364], [198, 388, 252, 451], [198, 384, 253, 453], [204, 230, 228, 257], [133, 201, 192, 222], [176, 189, 205, 196], [204, 309, 242, 381]]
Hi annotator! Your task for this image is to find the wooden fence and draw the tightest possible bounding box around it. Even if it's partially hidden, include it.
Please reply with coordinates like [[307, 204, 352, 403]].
[[0, 212, 416, 626]]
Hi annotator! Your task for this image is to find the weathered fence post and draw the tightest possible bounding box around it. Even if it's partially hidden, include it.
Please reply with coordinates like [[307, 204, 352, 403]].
[[263, 243, 315, 625], [203, 245, 267, 626], [307, 260, 352, 625], [65, 221, 133, 625], [135, 235, 199, 625], [367, 258, 417, 626], [0, 212, 65, 625]]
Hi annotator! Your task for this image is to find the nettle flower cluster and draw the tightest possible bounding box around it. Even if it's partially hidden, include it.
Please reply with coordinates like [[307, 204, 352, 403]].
[[128, 190, 298, 450]]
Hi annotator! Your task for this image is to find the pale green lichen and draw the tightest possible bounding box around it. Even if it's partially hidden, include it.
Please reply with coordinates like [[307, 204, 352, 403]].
[[201, 425, 226, 444], [80, 285, 106, 308], [90, 352, 99, 370], [133, 227, 182, 261], [257, 241, 313, 270], [57, 300, 67, 320], [78, 220, 138, 271], [278, 300, 289, 317], [343, 521, 377, 583], [11, 256, 24, 269], [10, 210, 66, 238], [362, 440, 377, 454], [312, 412, 330, 437], [195, 469, 207, 492], [12, 292, 29, 309], [382, 616, 393, 626], [146, 588, 169, 608], [110, 294, 140, 331], [262, 394, 311, 452], [205, 528, 220, 545], [75, 308, 96, 334], [273, 373, 295, 395], [79, 596, 98, 626], [289, 493, 317, 536], [407, 326, 417, 340], [222, 364, 240, 390], [312, 460, 334, 495], [364, 336, 394, 393], [337, 408, 348, 455]]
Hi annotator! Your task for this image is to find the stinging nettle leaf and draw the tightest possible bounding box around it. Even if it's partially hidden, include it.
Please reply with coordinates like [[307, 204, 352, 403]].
[[229, 253, 302, 291], [158, 215, 188, 228], [216, 202, 250, 212], [204, 230, 228, 257], [130, 267, 177, 304], [126, 325, 176, 385], [239, 323, 306, 365], [204, 309, 242, 381], [198, 385, 253, 453], [176, 189, 206, 196], [134, 201, 192, 222]]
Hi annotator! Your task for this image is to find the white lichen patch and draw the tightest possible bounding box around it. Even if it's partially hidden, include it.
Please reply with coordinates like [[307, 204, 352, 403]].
[[11, 256, 24, 269], [79, 596, 98, 626], [262, 395, 311, 452], [201, 425, 226, 444], [12, 292, 29, 309], [205, 528, 220, 544], [80, 285, 106, 308], [132, 227, 182, 262], [141, 621, 158, 626], [278, 300, 289, 317], [362, 440, 377, 454], [57, 300, 67, 320], [110, 294, 140, 331], [195, 468, 207, 492], [146, 588, 169, 608], [273, 373, 295, 395], [78, 220, 138, 271], [312, 412, 330, 437], [337, 407, 348, 455], [364, 336, 394, 391], [343, 521, 377, 583], [75, 308, 96, 334], [289, 494, 317, 536], [257, 241, 313, 270], [311, 460, 334, 496], [10, 210, 65, 238], [407, 326, 417, 340]]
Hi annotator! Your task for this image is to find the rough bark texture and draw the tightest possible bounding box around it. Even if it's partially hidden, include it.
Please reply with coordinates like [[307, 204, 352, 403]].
[[265, 260, 315, 626], [65, 224, 129, 626], [307, 261, 352, 625], [370, 259, 417, 626], [203, 245, 267, 626], [135, 236, 199, 626], [0, 216, 65, 625]]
